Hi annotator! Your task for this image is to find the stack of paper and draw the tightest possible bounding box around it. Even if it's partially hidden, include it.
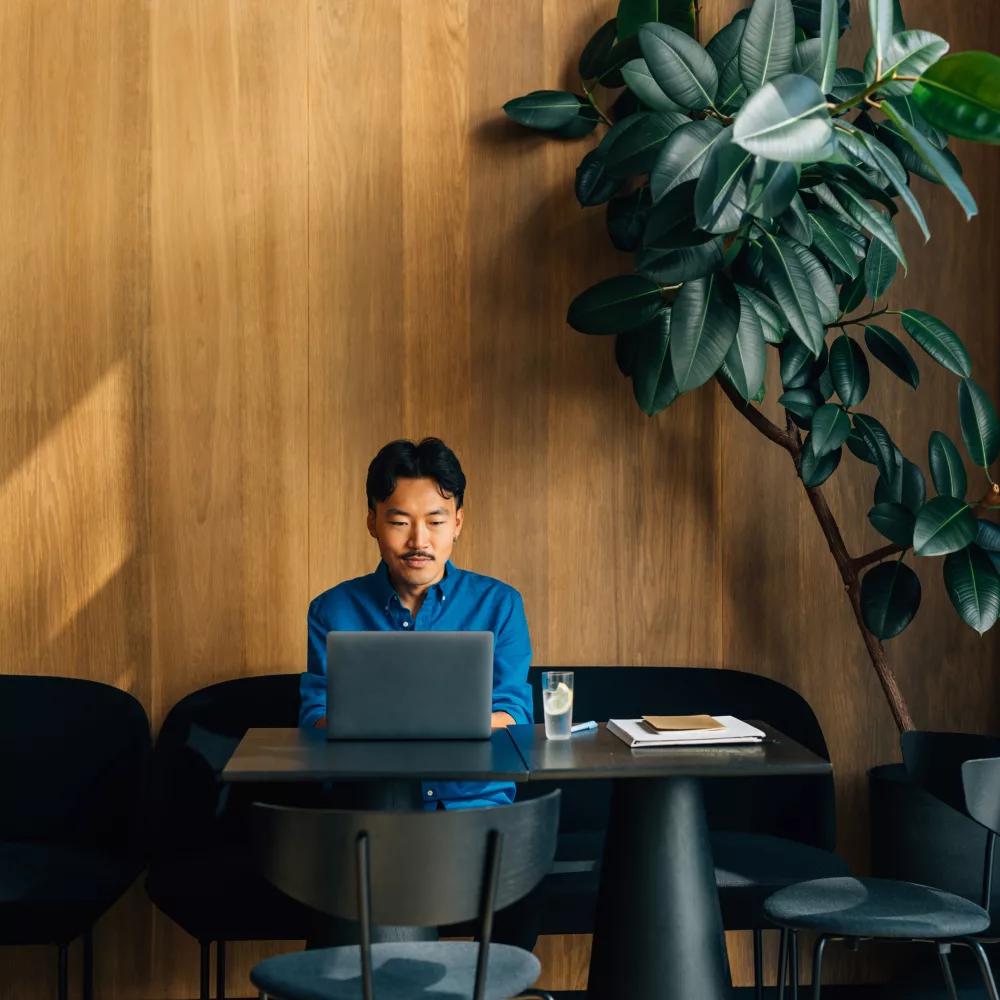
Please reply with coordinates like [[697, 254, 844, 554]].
[[607, 715, 765, 748]]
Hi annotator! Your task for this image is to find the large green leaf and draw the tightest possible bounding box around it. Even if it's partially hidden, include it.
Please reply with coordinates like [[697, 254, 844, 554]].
[[694, 133, 752, 233], [837, 124, 930, 241], [721, 287, 768, 400], [631, 310, 682, 414], [867, 0, 895, 76], [810, 403, 851, 457], [732, 74, 835, 161], [868, 502, 916, 546], [928, 430, 967, 500], [598, 34, 643, 87], [639, 23, 719, 111], [912, 51, 1000, 145], [793, 39, 823, 84], [853, 412, 897, 486], [607, 187, 653, 251], [818, 0, 839, 92], [860, 560, 921, 639], [839, 272, 867, 316], [779, 386, 823, 421], [580, 19, 619, 79], [898, 309, 971, 377], [617, 0, 697, 40], [650, 119, 725, 202], [605, 111, 689, 177], [567, 275, 664, 334], [958, 377, 1000, 469], [761, 232, 825, 356], [944, 544, 1000, 635], [670, 274, 740, 391], [864, 325, 919, 389], [780, 194, 815, 246], [747, 159, 800, 218], [865, 31, 948, 97], [977, 519, 1000, 553], [881, 100, 978, 219], [886, 95, 948, 148], [830, 335, 869, 408], [912, 495, 977, 557], [864, 237, 896, 300], [809, 211, 859, 277], [875, 457, 926, 515], [799, 440, 842, 486], [622, 59, 685, 112], [831, 67, 867, 103], [644, 181, 715, 250], [780, 336, 826, 388], [736, 284, 788, 344], [788, 240, 837, 322], [576, 149, 624, 207], [829, 183, 907, 271], [637, 239, 725, 283], [706, 19, 748, 110], [740, 0, 796, 94], [503, 91, 584, 130]]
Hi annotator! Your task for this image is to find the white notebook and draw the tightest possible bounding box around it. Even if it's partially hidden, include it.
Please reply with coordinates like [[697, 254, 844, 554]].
[[607, 715, 765, 748]]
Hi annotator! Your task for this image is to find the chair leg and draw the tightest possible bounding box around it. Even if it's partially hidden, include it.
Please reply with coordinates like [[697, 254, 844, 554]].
[[83, 927, 94, 1000], [937, 943, 960, 1000], [57, 943, 69, 1000], [752, 928, 763, 1000], [811, 935, 828, 1000], [199, 941, 211, 1000], [216, 940, 226, 1000], [776, 927, 789, 1000], [968, 938, 1000, 1000], [790, 930, 799, 1000]]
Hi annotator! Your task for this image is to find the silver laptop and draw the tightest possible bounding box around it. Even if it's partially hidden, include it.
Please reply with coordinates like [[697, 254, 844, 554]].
[[325, 631, 494, 740]]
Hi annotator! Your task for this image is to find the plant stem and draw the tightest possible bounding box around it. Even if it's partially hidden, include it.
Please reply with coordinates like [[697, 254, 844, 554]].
[[853, 543, 908, 572], [826, 307, 888, 330], [581, 82, 613, 127], [829, 78, 885, 116], [717, 378, 917, 732]]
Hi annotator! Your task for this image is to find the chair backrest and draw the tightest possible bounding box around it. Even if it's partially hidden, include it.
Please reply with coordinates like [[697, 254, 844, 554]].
[[901, 731, 1000, 825], [0, 675, 150, 857], [148, 673, 302, 859], [524, 666, 835, 849], [252, 790, 560, 928], [901, 730, 1000, 911]]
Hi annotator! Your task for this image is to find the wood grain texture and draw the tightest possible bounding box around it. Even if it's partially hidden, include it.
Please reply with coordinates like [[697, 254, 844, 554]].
[[2, 0, 999, 996]]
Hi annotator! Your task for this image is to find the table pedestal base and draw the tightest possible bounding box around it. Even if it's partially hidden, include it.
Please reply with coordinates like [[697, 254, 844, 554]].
[[587, 775, 732, 1000]]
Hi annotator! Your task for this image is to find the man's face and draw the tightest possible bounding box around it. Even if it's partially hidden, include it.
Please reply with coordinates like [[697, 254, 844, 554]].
[[367, 477, 464, 588]]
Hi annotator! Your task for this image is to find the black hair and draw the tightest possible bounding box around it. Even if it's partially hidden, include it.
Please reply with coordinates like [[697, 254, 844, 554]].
[[366, 438, 467, 511]]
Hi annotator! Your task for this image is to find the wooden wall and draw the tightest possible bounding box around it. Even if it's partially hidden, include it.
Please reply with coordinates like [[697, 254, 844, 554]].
[[1, 0, 998, 996]]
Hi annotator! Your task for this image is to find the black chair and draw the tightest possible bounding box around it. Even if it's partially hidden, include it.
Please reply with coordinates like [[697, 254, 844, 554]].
[[520, 665, 848, 998], [248, 792, 562, 1000], [145, 674, 316, 1000], [0, 675, 150, 1000], [764, 731, 1000, 1000]]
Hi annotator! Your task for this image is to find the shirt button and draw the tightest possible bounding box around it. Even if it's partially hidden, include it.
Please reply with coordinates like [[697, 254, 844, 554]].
[[427, 790, 434, 797], [403, 621, 410, 628]]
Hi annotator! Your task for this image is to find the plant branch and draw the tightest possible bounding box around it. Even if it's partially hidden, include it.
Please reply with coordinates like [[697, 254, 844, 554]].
[[715, 375, 798, 454], [581, 82, 613, 127], [972, 483, 1000, 515], [826, 308, 888, 330], [829, 78, 885, 116], [853, 543, 908, 572]]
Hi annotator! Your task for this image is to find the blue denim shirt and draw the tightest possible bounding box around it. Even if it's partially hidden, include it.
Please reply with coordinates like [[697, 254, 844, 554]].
[[299, 560, 533, 809]]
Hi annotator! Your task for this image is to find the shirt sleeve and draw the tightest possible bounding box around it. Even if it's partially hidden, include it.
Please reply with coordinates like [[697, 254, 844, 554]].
[[491, 590, 534, 725], [299, 598, 329, 728]]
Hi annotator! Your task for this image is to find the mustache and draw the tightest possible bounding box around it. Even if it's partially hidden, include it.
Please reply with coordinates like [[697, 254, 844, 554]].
[[402, 552, 434, 560]]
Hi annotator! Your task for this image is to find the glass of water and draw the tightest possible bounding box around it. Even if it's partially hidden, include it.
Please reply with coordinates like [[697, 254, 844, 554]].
[[542, 671, 574, 740]]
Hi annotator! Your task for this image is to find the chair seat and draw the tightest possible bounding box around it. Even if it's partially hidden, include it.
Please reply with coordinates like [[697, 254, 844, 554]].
[[764, 877, 992, 939], [0, 842, 140, 945], [251, 941, 541, 1000], [146, 847, 314, 942], [712, 832, 850, 929]]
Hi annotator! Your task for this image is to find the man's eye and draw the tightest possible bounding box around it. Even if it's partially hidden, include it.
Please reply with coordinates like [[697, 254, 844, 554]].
[[389, 521, 406, 526], [430, 521, 446, 526]]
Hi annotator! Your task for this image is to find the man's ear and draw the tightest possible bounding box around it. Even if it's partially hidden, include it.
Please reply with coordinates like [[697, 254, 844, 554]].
[[367, 507, 377, 539], [454, 506, 464, 539]]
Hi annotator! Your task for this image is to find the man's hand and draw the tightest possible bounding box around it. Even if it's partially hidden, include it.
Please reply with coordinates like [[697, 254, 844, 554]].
[[491, 711, 516, 728], [314, 716, 326, 728]]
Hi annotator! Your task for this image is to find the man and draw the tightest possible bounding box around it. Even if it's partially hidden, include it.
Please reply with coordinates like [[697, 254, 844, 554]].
[[299, 436, 534, 810]]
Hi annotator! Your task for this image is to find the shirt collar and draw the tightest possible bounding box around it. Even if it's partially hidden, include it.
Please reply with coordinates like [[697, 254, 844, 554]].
[[373, 558, 460, 607]]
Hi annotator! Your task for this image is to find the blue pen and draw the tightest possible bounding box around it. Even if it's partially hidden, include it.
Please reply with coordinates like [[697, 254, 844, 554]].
[[571, 720, 598, 733]]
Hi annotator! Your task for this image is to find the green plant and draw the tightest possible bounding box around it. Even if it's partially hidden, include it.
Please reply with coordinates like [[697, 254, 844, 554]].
[[505, 0, 1000, 731]]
